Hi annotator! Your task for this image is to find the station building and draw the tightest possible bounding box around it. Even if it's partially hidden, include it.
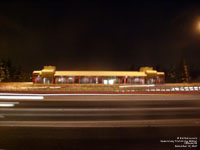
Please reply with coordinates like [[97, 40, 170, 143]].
[[32, 66, 165, 84]]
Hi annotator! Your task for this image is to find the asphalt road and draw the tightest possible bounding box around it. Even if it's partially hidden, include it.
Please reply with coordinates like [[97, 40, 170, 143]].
[[0, 94, 200, 149]]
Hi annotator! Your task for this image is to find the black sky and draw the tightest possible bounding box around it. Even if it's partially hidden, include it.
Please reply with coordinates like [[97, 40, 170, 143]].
[[0, 1, 200, 72]]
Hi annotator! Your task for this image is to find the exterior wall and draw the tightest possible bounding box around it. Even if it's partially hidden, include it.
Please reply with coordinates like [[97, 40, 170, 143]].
[[157, 75, 165, 84], [32, 74, 41, 84], [55, 76, 75, 84], [32, 67, 165, 84], [33, 75, 165, 84]]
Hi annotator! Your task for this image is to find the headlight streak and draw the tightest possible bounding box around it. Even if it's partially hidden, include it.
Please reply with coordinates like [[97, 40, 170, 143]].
[[119, 84, 155, 88], [0, 96, 44, 100], [0, 102, 19, 107]]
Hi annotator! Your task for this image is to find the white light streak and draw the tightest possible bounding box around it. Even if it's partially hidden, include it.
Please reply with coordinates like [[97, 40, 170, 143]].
[[0, 104, 14, 107], [189, 87, 194, 91], [119, 84, 155, 88], [175, 88, 180, 91], [0, 102, 19, 104], [0, 96, 44, 100], [0, 93, 156, 96], [49, 86, 61, 89], [0, 102, 19, 107]]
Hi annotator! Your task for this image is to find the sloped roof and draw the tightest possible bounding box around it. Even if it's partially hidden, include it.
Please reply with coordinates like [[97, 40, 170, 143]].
[[157, 72, 165, 75], [33, 71, 41, 74], [42, 69, 55, 73], [145, 70, 157, 74], [54, 71, 147, 77]]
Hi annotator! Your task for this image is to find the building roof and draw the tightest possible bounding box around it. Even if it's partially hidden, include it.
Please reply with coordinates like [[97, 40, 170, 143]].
[[145, 70, 157, 74], [54, 71, 147, 77], [157, 72, 165, 75], [139, 67, 153, 72], [33, 66, 165, 77], [33, 71, 42, 74]]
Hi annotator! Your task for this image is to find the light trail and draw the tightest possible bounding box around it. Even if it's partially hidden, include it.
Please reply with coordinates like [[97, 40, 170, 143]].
[[0, 96, 44, 100], [0, 93, 158, 96], [0, 113, 143, 117], [0, 92, 199, 96], [0, 104, 14, 107], [1, 107, 200, 112], [0, 119, 199, 127], [0, 102, 19, 107], [119, 84, 155, 87]]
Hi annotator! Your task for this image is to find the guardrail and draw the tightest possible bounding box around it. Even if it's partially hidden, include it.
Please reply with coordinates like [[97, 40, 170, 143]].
[[119, 84, 200, 92]]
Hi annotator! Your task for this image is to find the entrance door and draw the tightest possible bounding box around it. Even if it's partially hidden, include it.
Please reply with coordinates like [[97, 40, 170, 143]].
[[43, 77, 53, 84]]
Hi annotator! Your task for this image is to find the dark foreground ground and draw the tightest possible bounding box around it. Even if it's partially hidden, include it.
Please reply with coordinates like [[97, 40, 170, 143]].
[[0, 127, 200, 150], [0, 94, 200, 150]]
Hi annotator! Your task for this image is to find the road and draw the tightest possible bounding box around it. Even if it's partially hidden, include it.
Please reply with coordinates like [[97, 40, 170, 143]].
[[0, 94, 200, 149]]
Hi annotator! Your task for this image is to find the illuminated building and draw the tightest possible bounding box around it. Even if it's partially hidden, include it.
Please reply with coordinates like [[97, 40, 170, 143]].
[[32, 66, 165, 84]]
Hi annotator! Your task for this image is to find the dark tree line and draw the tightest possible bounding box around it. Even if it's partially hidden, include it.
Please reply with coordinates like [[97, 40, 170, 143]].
[[0, 59, 31, 82], [129, 59, 200, 83]]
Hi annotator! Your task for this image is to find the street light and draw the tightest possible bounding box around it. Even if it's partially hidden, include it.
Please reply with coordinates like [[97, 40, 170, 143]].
[[197, 21, 200, 32]]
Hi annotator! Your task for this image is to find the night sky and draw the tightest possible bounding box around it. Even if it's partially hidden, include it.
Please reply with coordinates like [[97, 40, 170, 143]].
[[0, 1, 200, 72]]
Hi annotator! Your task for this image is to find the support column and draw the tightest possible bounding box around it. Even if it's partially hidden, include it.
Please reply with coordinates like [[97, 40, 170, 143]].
[[55, 77, 57, 84], [32, 74, 35, 83], [102, 77, 104, 84], [158, 76, 160, 84], [124, 77, 126, 84], [163, 75, 165, 84], [95, 77, 98, 84], [127, 77, 129, 84], [73, 77, 75, 84], [83, 77, 86, 84], [61, 76, 63, 84], [79, 76, 80, 84], [140, 77, 142, 84]]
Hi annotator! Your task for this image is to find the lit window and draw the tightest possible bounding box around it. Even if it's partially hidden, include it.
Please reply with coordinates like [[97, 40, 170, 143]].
[[108, 79, 114, 85], [104, 80, 108, 84]]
